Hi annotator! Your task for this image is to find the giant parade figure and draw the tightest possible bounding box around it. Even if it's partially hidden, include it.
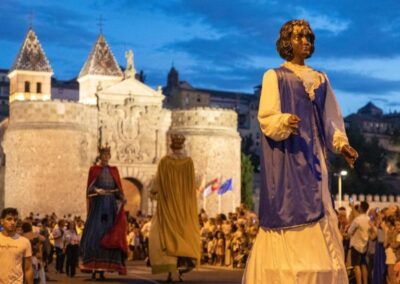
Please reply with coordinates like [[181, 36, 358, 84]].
[[242, 19, 358, 284], [149, 134, 201, 282], [80, 145, 128, 281]]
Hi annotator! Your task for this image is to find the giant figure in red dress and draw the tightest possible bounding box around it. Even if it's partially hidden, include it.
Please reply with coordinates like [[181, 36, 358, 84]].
[[80, 145, 128, 281]]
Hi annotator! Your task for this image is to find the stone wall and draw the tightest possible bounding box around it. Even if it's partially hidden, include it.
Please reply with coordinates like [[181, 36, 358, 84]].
[[170, 107, 241, 215], [2, 100, 97, 217], [1, 102, 241, 218], [98, 97, 171, 215]]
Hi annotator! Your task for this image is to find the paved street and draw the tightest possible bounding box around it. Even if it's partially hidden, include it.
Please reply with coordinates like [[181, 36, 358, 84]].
[[46, 261, 244, 284]]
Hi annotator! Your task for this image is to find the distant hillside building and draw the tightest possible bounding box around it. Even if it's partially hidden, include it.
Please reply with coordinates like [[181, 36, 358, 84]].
[[345, 102, 400, 151], [163, 67, 261, 151], [345, 102, 400, 173]]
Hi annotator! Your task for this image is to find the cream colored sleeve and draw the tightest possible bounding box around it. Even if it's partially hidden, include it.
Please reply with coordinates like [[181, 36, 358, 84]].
[[324, 74, 349, 153], [258, 69, 293, 141]]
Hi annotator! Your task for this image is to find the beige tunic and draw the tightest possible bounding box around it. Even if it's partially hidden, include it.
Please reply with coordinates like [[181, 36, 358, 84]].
[[149, 155, 201, 274]]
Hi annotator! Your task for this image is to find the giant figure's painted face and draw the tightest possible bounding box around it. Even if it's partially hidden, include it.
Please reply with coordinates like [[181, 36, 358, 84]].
[[290, 25, 313, 61]]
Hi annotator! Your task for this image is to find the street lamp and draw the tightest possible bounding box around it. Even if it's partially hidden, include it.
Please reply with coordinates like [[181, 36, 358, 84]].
[[335, 170, 348, 207]]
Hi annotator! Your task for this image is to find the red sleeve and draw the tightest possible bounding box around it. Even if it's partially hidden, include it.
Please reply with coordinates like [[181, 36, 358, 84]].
[[87, 166, 101, 190], [86, 166, 101, 215]]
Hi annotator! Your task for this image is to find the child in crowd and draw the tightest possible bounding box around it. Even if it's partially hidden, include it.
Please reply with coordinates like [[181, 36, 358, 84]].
[[215, 231, 225, 265]]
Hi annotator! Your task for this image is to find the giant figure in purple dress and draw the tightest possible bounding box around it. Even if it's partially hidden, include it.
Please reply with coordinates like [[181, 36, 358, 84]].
[[242, 19, 358, 284]]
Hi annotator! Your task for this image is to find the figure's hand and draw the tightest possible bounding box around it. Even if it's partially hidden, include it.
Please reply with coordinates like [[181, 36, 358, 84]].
[[341, 145, 358, 169], [95, 188, 106, 195], [287, 114, 301, 135]]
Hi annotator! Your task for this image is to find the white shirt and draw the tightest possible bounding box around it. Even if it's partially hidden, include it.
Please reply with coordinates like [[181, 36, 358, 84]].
[[52, 225, 65, 249], [141, 221, 151, 239], [258, 65, 348, 152], [348, 213, 370, 253], [64, 230, 80, 246], [0, 233, 32, 284]]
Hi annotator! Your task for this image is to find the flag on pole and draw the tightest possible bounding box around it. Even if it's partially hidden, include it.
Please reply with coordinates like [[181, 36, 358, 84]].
[[203, 184, 213, 198], [197, 175, 206, 193], [202, 178, 220, 198], [218, 178, 233, 195], [211, 178, 221, 192]]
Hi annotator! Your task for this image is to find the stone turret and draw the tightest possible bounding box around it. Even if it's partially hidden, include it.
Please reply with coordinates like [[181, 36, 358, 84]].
[[78, 33, 123, 105], [8, 28, 53, 103], [170, 108, 241, 214]]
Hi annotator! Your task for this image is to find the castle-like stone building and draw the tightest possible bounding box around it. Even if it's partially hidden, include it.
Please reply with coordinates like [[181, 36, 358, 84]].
[[0, 28, 241, 218]]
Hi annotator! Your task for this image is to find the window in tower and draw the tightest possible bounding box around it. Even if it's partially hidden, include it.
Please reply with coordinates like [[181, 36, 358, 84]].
[[37, 82, 42, 93], [24, 81, 30, 92]]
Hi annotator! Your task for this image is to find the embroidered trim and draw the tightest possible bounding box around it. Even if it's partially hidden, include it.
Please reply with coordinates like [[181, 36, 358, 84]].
[[282, 61, 326, 101]]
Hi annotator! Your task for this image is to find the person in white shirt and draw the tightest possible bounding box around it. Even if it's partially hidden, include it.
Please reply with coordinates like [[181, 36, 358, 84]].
[[0, 208, 34, 284], [348, 201, 370, 284], [64, 221, 80, 277], [52, 219, 65, 273]]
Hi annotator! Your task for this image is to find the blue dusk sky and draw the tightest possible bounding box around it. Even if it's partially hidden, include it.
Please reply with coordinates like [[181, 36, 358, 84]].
[[1, 0, 400, 115]]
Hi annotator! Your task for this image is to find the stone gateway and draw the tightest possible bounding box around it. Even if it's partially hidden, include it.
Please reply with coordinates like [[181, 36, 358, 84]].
[[0, 28, 241, 218]]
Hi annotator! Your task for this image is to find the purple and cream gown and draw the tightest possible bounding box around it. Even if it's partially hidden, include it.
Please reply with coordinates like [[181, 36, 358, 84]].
[[242, 62, 349, 284]]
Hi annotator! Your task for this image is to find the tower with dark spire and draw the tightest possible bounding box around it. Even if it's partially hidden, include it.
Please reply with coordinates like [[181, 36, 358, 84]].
[[167, 66, 179, 88], [78, 33, 123, 105], [8, 28, 53, 102]]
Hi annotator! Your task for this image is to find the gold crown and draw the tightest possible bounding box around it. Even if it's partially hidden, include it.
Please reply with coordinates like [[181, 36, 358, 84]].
[[170, 134, 185, 150], [98, 143, 111, 154]]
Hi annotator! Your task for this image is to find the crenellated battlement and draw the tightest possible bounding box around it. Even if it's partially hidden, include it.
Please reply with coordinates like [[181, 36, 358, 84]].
[[336, 193, 400, 203], [9, 100, 97, 130], [334, 193, 400, 215], [171, 107, 237, 130]]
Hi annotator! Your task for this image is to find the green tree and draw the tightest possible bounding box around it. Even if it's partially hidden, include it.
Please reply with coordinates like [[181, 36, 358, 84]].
[[241, 134, 260, 173], [330, 126, 388, 195], [241, 152, 255, 209]]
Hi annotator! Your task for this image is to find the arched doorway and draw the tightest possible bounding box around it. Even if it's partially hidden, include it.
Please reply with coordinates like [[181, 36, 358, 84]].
[[121, 178, 143, 217]]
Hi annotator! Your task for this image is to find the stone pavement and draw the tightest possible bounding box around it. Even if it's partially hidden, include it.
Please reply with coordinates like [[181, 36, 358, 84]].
[[46, 261, 244, 284]]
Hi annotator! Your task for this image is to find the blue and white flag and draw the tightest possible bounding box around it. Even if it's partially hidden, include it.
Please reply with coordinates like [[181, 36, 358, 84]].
[[217, 178, 233, 195]]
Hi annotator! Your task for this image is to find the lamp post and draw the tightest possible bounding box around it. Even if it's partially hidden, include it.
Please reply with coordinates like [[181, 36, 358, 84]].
[[336, 170, 348, 207]]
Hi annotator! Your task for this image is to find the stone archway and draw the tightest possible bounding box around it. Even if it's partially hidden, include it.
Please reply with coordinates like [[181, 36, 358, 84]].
[[121, 177, 143, 217]]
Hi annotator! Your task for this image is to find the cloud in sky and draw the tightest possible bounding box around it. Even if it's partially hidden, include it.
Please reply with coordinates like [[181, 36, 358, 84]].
[[0, 0, 400, 114]]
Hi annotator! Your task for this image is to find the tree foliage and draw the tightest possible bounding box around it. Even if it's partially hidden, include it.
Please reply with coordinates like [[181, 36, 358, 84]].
[[241, 152, 255, 210], [330, 126, 389, 195], [241, 134, 260, 173]]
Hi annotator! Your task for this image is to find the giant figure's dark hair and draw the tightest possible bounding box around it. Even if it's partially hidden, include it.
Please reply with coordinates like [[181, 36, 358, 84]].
[[276, 19, 315, 61]]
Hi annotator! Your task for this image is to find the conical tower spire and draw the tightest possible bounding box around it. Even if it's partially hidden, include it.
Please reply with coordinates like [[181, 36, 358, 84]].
[[78, 34, 122, 78], [78, 33, 123, 105], [10, 28, 53, 73], [8, 28, 53, 103]]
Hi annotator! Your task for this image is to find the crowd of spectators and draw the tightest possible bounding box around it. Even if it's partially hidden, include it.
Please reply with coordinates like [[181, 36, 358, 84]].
[[125, 205, 260, 269], [339, 201, 400, 284], [0, 205, 259, 283], [0, 212, 84, 283], [198, 205, 258, 268], [5, 202, 400, 283]]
